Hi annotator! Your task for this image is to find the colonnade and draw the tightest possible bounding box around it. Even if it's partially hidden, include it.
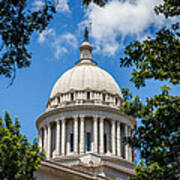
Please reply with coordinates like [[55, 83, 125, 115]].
[[39, 115, 133, 162]]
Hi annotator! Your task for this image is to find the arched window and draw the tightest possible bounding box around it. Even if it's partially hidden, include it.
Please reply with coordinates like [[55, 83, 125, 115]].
[[71, 93, 74, 101], [70, 133, 74, 152], [86, 132, 91, 151], [87, 92, 90, 100]]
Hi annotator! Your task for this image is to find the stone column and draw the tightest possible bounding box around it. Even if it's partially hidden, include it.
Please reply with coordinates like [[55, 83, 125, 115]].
[[56, 120, 60, 156], [128, 127, 132, 162], [93, 116, 98, 153], [61, 118, 66, 155], [44, 126, 47, 154], [99, 117, 104, 154], [117, 122, 121, 156], [111, 120, 116, 155], [47, 123, 51, 159], [74, 116, 78, 154], [125, 125, 129, 160], [80, 115, 84, 154], [39, 128, 42, 149]]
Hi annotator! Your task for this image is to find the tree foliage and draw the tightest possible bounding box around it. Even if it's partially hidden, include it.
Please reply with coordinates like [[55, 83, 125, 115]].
[[0, 111, 44, 180], [0, 0, 56, 83], [119, 0, 180, 179], [82, 0, 107, 7], [120, 24, 180, 88], [127, 161, 165, 180], [121, 87, 180, 179]]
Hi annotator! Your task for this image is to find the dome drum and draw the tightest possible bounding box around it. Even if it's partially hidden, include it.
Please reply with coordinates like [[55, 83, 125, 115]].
[[47, 90, 122, 111], [38, 111, 135, 163]]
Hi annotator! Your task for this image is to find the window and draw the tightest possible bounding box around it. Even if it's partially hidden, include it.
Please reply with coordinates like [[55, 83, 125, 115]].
[[103, 94, 106, 101], [70, 133, 74, 152], [57, 96, 60, 103], [115, 97, 118, 105], [87, 92, 90, 100], [71, 93, 74, 101], [86, 133, 91, 151], [104, 134, 107, 153]]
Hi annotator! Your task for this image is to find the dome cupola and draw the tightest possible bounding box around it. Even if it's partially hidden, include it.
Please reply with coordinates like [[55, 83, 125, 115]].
[[79, 27, 93, 61]]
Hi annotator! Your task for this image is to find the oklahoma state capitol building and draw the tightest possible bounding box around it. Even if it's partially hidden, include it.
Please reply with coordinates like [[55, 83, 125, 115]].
[[35, 30, 136, 180]]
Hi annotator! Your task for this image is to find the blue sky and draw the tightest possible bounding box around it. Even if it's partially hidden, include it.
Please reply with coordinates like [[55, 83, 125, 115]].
[[0, 0, 179, 152]]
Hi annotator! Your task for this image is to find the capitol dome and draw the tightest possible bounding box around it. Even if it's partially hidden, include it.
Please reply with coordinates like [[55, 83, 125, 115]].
[[47, 40, 123, 110], [50, 60, 122, 98]]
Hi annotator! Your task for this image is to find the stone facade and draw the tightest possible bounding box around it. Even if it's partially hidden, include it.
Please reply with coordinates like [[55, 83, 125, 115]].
[[36, 36, 136, 180]]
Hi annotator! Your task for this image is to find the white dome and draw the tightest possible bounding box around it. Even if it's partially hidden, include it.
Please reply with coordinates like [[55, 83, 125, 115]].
[[50, 61, 122, 98]]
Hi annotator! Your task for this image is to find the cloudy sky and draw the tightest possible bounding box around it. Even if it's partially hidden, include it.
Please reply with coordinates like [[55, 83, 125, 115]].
[[0, 0, 179, 155]]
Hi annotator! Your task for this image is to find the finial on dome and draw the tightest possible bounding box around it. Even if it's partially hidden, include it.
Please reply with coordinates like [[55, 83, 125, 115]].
[[84, 26, 89, 42], [78, 26, 94, 64]]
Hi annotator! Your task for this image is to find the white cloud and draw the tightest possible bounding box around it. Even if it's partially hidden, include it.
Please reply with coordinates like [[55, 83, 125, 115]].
[[32, 0, 70, 13], [52, 33, 78, 59], [37, 29, 78, 59], [38, 28, 55, 43], [82, 0, 167, 55], [56, 0, 70, 13]]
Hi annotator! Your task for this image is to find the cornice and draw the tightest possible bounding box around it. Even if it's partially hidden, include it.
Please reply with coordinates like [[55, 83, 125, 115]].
[[36, 104, 136, 130]]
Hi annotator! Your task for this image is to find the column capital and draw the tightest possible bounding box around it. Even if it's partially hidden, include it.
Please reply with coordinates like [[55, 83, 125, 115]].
[[99, 116, 105, 120], [117, 121, 120, 125], [111, 119, 116, 124], [79, 115, 85, 119], [55, 119, 61, 124], [61, 117, 66, 122], [93, 116, 99, 120], [73, 115, 79, 120]]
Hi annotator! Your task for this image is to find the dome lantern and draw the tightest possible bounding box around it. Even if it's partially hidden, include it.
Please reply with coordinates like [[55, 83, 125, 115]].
[[79, 27, 93, 62]]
